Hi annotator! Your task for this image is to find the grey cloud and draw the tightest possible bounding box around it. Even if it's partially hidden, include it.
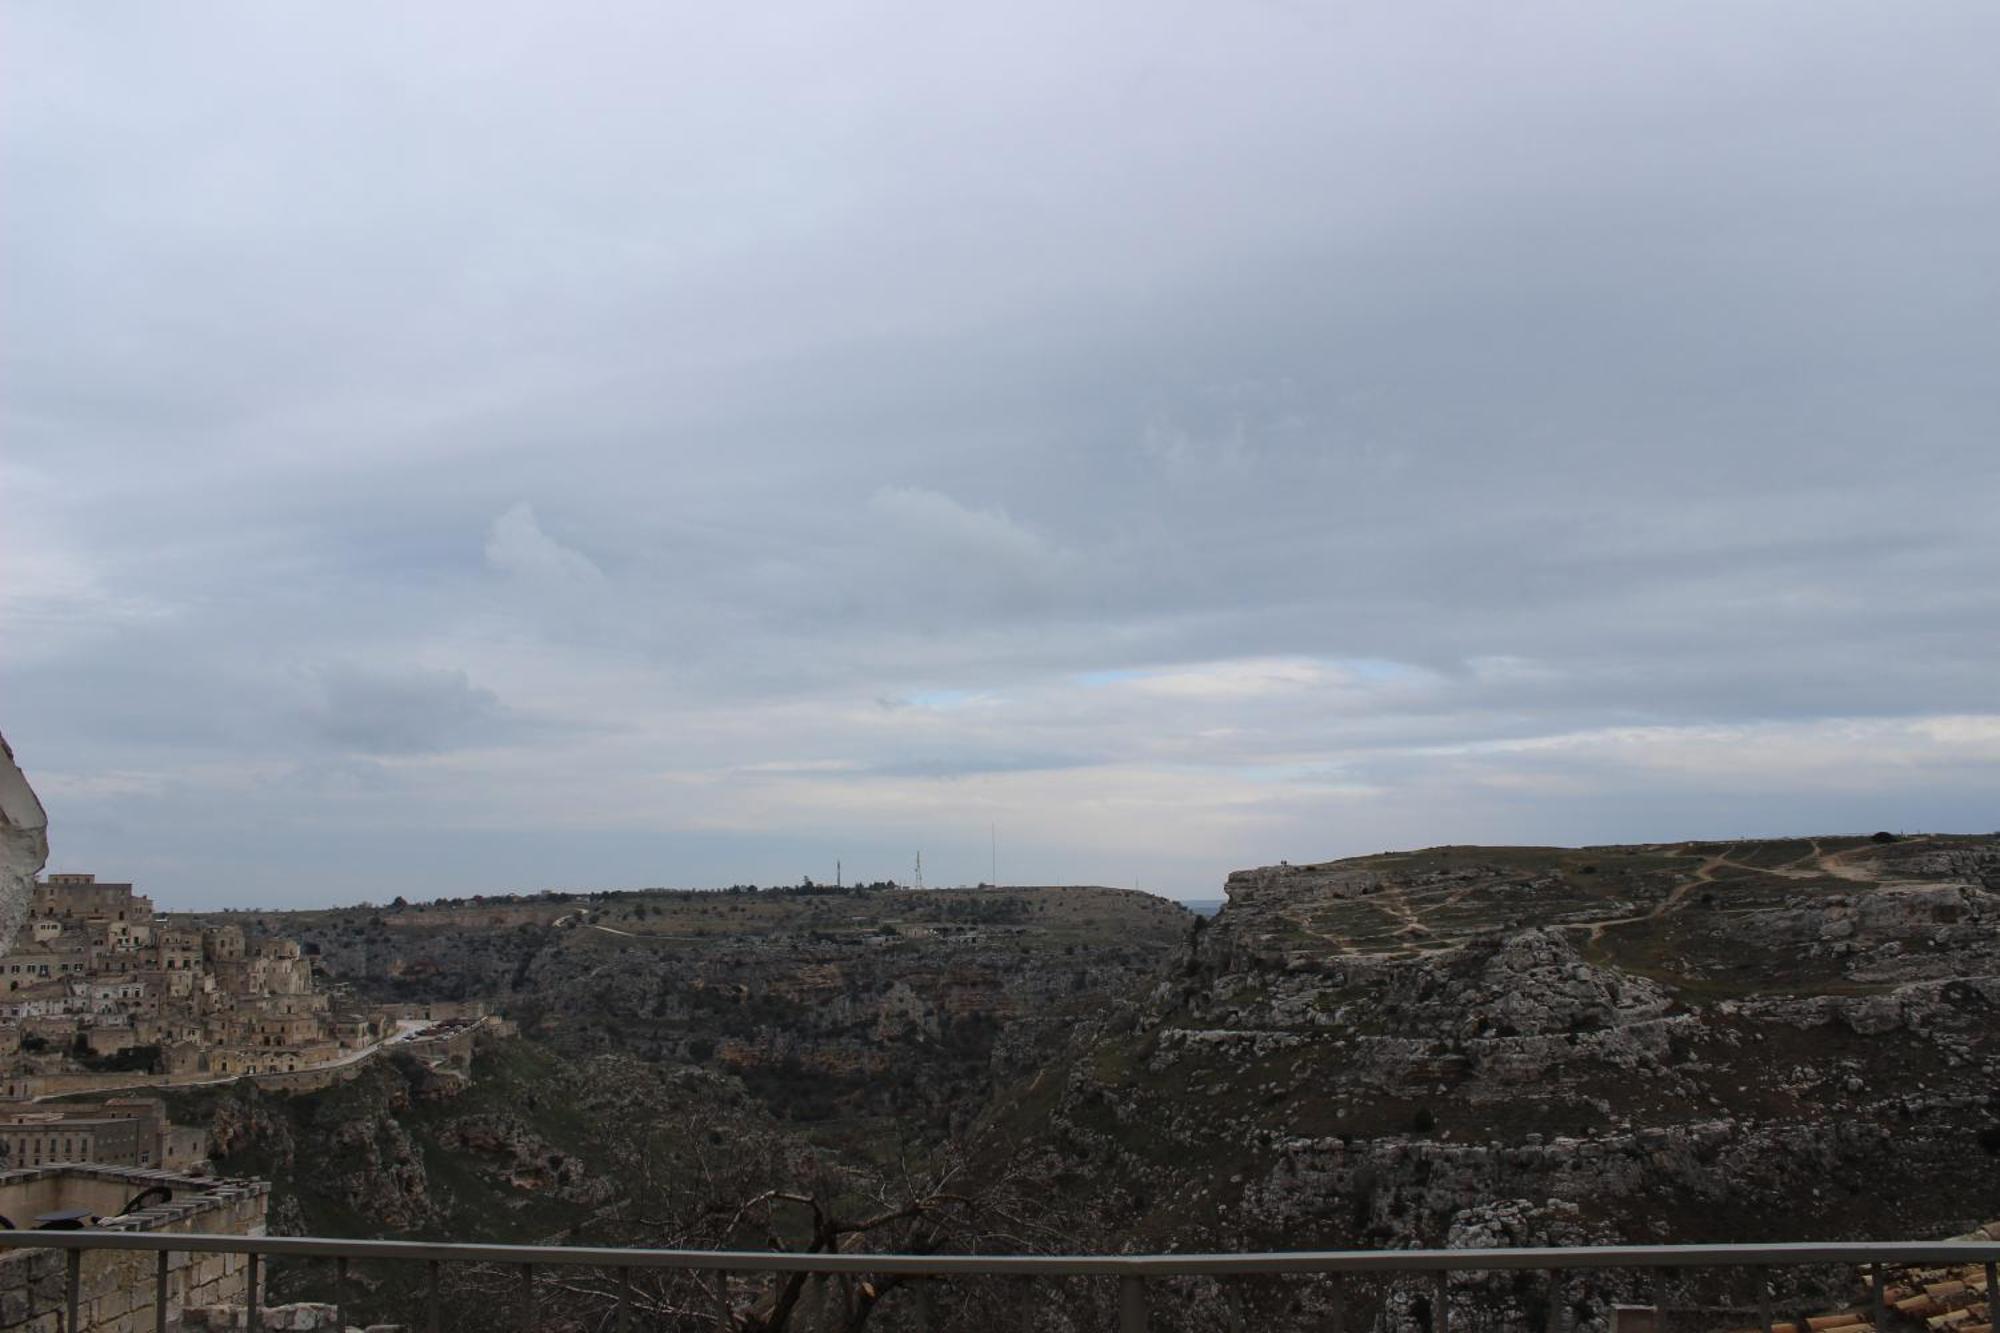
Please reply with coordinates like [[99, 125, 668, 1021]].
[[3, 1, 1997, 902], [309, 665, 526, 756], [276, 757, 401, 796], [859, 752, 1100, 781], [867, 488, 1057, 575]]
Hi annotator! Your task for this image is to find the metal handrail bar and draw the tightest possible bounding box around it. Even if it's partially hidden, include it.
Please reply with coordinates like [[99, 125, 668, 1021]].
[[0, 1231, 1994, 1275]]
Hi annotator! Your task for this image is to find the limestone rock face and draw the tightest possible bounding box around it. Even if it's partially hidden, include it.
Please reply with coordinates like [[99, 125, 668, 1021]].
[[1005, 837, 2000, 1330], [248, 882, 1186, 1135], [0, 731, 48, 952]]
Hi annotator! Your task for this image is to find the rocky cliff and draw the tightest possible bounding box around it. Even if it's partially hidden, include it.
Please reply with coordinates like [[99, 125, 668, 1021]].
[[167, 1035, 798, 1327], [123, 834, 2000, 1331], [987, 836, 2000, 1330], [0, 732, 48, 950], [209, 884, 1189, 1136]]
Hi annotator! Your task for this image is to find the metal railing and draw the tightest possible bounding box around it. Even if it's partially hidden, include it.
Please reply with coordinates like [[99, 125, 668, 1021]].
[[1, 1231, 1994, 1332]]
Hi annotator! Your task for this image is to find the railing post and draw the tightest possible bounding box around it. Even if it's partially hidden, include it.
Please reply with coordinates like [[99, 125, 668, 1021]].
[[1869, 1261, 1887, 1331], [616, 1264, 631, 1333], [1987, 1264, 1998, 1317], [1119, 1274, 1148, 1333], [1328, 1272, 1345, 1333], [520, 1261, 538, 1332], [156, 1249, 170, 1333], [1548, 1269, 1566, 1333], [711, 1269, 732, 1328], [427, 1258, 442, 1333], [1434, 1270, 1450, 1333], [336, 1255, 349, 1330], [65, 1248, 81, 1333], [1757, 1267, 1774, 1333], [247, 1252, 262, 1332]]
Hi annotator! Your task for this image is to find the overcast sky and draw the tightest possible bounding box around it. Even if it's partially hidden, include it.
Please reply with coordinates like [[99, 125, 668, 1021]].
[[4, 2, 1998, 908]]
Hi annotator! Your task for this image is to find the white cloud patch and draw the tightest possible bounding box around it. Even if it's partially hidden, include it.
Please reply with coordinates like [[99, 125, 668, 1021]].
[[1121, 657, 1349, 701], [0, 469, 172, 667], [868, 487, 1063, 581], [1405, 715, 2000, 796], [484, 503, 604, 586]]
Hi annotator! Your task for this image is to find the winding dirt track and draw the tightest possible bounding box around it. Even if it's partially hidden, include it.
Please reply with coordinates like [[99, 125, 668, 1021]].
[[1818, 841, 1900, 883], [1584, 852, 1727, 946], [1285, 838, 1925, 959]]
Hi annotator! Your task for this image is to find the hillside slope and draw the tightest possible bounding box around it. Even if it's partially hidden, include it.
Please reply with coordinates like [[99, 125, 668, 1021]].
[[202, 884, 1188, 1139], [985, 835, 2000, 1328]]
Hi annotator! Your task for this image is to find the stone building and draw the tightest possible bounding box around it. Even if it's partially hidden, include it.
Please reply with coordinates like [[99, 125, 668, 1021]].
[[30, 874, 153, 925], [0, 1164, 267, 1332], [0, 1099, 179, 1170]]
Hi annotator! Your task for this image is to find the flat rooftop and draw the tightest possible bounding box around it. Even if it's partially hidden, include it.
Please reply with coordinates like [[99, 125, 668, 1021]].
[[0, 1165, 267, 1235]]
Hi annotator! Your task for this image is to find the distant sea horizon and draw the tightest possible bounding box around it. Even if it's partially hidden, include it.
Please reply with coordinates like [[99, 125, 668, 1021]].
[[1182, 898, 1224, 917]]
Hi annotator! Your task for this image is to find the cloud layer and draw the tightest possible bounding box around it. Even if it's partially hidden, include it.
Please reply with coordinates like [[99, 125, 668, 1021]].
[[4, 2, 1997, 905]]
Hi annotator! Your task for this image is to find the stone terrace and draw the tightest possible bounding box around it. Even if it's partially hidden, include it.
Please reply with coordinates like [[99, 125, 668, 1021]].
[[0, 1164, 267, 1331]]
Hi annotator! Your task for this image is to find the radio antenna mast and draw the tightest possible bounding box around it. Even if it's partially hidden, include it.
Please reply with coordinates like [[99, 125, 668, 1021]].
[[913, 851, 924, 891]]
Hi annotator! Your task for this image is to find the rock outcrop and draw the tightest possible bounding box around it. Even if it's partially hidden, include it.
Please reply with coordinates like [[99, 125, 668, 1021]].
[[206, 884, 1188, 1135], [0, 731, 48, 951], [994, 836, 2000, 1332]]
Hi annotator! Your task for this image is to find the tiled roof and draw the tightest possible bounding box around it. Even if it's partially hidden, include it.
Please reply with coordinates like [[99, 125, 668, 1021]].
[[1721, 1225, 1996, 1333]]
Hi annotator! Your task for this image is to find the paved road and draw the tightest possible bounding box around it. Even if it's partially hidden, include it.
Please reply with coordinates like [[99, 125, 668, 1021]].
[[31, 1020, 430, 1102]]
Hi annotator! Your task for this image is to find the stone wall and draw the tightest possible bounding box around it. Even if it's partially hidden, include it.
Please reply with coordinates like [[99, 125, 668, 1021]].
[[2, 1072, 169, 1101], [240, 1059, 375, 1097], [382, 1002, 486, 1024], [5, 1048, 387, 1102], [397, 1020, 483, 1069], [182, 1303, 401, 1331], [161, 1126, 210, 1173], [0, 1166, 268, 1332]]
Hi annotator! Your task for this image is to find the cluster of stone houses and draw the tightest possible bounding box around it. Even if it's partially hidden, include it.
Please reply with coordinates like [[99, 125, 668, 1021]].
[[0, 872, 385, 1094]]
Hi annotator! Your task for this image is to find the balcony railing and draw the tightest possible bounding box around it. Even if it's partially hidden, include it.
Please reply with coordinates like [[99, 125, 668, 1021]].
[[1, 1231, 1995, 1332]]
